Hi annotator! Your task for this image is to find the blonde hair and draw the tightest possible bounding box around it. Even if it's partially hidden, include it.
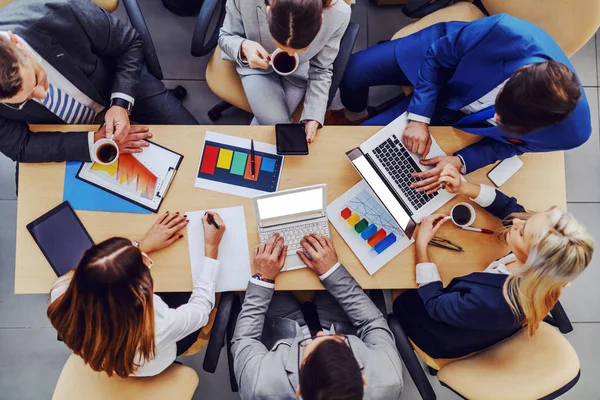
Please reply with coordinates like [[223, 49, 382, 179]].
[[501, 207, 594, 336]]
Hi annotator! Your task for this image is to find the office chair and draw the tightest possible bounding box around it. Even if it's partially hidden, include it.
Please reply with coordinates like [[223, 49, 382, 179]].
[[371, 0, 600, 116], [190, 0, 360, 121], [369, 289, 580, 400], [52, 354, 199, 400]]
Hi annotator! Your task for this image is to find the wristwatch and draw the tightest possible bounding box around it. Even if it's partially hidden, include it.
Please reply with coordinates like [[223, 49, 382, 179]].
[[110, 97, 133, 115], [252, 273, 275, 284]]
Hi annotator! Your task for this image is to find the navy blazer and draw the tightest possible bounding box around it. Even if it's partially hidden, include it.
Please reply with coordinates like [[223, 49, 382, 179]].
[[394, 190, 526, 359], [392, 14, 591, 173]]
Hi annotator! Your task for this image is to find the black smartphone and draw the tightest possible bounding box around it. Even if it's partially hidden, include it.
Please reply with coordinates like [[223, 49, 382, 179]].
[[276, 123, 309, 155]]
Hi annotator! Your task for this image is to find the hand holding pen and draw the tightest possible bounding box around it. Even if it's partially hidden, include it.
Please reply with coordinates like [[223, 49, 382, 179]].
[[202, 211, 226, 259]]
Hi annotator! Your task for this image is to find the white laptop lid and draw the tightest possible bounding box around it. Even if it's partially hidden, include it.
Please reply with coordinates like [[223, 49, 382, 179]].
[[253, 184, 327, 228]]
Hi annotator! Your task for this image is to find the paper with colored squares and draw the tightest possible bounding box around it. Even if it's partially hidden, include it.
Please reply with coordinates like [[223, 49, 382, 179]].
[[76, 141, 183, 212], [195, 131, 284, 198], [327, 180, 413, 275]]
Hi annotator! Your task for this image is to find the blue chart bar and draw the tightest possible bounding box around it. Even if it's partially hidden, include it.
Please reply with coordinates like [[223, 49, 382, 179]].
[[361, 224, 378, 240], [374, 233, 397, 254]]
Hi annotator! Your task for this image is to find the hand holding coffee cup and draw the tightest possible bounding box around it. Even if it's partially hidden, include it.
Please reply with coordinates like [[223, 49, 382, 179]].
[[270, 48, 299, 75], [241, 40, 271, 70], [91, 125, 152, 164]]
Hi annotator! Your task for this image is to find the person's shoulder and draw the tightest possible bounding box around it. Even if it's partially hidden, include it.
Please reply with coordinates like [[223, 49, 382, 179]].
[[325, 0, 352, 21], [49, 273, 73, 304]]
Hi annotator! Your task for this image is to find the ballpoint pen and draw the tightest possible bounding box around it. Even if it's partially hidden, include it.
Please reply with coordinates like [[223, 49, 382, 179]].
[[460, 226, 494, 234], [205, 212, 221, 230], [250, 139, 255, 178]]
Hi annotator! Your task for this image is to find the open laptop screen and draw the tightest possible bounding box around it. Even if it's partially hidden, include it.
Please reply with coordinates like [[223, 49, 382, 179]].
[[256, 186, 324, 221]]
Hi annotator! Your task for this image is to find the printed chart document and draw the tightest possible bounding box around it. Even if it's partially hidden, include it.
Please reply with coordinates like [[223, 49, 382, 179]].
[[327, 180, 414, 275], [186, 206, 251, 292], [76, 141, 182, 212], [195, 131, 284, 198]]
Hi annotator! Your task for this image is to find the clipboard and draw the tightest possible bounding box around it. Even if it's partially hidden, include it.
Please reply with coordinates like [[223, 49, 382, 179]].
[[76, 140, 183, 213]]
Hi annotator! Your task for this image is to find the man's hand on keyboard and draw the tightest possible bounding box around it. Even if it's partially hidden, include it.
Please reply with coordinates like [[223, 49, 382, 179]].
[[297, 234, 338, 276], [254, 233, 288, 281], [412, 155, 463, 195], [404, 120, 431, 155]]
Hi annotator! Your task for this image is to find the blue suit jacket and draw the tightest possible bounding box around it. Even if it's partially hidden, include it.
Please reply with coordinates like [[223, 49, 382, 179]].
[[393, 14, 591, 173], [394, 190, 526, 359]]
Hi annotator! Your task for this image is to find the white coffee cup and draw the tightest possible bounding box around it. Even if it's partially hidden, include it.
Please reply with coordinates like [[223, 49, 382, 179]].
[[270, 48, 299, 76], [91, 138, 119, 165], [450, 202, 476, 227]]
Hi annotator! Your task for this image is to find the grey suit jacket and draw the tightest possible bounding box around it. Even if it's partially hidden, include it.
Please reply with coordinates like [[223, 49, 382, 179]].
[[218, 0, 351, 126], [232, 265, 403, 400], [0, 0, 144, 163]]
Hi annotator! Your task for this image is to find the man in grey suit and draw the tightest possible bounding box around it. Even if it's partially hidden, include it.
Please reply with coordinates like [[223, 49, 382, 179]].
[[0, 0, 197, 164], [232, 233, 403, 400]]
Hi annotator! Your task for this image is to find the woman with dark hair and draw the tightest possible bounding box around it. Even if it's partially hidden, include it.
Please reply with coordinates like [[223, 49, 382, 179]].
[[47, 211, 226, 377], [219, 0, 350, 143]]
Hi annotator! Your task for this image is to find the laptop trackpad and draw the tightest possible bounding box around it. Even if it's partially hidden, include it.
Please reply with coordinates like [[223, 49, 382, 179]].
[[282, 253, 306, 272]]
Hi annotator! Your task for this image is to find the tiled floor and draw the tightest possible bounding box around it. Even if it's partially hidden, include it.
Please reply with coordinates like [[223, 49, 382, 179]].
[[0, 2, 599, 399]]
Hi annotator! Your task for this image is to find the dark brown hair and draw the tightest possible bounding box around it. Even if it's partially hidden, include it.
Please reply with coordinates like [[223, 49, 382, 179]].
[[0, 36, 25, 100], [47, 238, 156, 378], [495, 61, 581, 135], [299, 339, 363, 400], [265, 0, 331, 50]]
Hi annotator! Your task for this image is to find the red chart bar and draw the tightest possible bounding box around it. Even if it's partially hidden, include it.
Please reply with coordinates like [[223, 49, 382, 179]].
[[200, 145, 219, 175]]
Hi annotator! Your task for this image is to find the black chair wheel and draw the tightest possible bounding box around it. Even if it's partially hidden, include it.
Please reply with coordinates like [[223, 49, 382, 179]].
[[208, 109, 222, 121], [169, 85, 188, 101]]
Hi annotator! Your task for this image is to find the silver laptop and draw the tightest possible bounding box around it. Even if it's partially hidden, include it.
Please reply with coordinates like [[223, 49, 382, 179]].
[[253, 184, 330, 271], [346, 112, 455, 237]]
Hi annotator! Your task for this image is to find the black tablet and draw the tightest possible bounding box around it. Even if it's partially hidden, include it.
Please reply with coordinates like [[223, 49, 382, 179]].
[[27, 201, 94, 276], [276, 123, 309, 155]]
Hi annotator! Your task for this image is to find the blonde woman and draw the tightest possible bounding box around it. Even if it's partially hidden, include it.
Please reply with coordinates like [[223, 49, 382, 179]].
[[393, 164, 594, 359]]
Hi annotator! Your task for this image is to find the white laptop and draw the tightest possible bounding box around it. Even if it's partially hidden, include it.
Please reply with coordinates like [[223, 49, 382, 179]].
[[253, 184, 331, 271], [346, 112, 455, 237]]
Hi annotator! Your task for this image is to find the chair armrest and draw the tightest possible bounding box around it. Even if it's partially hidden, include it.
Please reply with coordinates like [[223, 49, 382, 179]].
[[549, 301, 574, 334], [389, 315, 437, 400], [226, 295, 242, 392], [191, 0, 227, 57], [328, 21, 360, 108], [202, 292, 236, 373], [403, 0, 454, 19], [121, 0, 163, 80]]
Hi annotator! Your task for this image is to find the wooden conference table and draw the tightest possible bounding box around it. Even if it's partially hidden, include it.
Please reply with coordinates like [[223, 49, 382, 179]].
[[14, 125, 566, 294]]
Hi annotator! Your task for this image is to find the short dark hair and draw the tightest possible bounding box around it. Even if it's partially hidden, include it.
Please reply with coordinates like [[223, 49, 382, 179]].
[[299, 339, 363, 400], [495, 61, 581, 135], [0, 36, 25, 100], [265, 0, 330, 50]]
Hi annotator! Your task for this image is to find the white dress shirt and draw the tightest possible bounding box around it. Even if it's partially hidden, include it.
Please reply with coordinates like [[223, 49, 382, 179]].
[[50, 256, 220, 377], [415, 184, 500, 286], [0, 32, 134, 161]]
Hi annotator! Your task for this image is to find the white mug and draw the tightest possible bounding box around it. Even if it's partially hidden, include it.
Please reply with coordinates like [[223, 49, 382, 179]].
[[91, 138, 119, 165], [450, 202, 476, 227], [270, 48, 299, 76]]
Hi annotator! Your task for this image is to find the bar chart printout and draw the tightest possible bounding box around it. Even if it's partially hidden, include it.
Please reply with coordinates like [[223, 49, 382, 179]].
[[327, 180, 414, 275], [195, 131, 284, 198]]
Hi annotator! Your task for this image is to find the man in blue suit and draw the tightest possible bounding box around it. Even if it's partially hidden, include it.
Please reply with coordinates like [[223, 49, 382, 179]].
[[327, 15, 591, 193]]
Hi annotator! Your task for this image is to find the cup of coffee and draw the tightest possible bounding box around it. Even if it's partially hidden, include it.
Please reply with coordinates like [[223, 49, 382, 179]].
[[91, 138, 119, 165], [450, 202, 476, 227], [270, 49, 299, 76]]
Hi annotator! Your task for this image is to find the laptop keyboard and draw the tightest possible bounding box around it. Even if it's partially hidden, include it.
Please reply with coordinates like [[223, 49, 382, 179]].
[[372, 135, 439, 211], [260, 220, 330, 252]]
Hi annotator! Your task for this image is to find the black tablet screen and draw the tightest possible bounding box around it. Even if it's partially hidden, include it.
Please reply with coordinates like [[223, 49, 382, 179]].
[[28, 203, 94, 276]]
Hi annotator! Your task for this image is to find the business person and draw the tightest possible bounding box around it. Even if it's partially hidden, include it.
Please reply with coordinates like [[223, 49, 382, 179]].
[[0, 0, 197, 164], [393, 165, 594, 359], [48, 211, 225, 377], [327, 14, 590, 191], [232, 233, 403, 399], [219, 0, 350, 143]]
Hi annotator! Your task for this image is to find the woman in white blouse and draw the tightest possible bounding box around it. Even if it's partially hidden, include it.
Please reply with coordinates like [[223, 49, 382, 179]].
[[47, 211, 225, 377], [393, 165, 594, 359]]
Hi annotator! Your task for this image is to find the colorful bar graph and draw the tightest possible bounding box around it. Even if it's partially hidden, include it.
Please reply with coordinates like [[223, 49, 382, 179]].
[[261, 157, 276, 173], [230, 152, 247, 176], [340, 208, 397, 254], [243, 155, 262, 181], [200, 145, 219, 174]]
